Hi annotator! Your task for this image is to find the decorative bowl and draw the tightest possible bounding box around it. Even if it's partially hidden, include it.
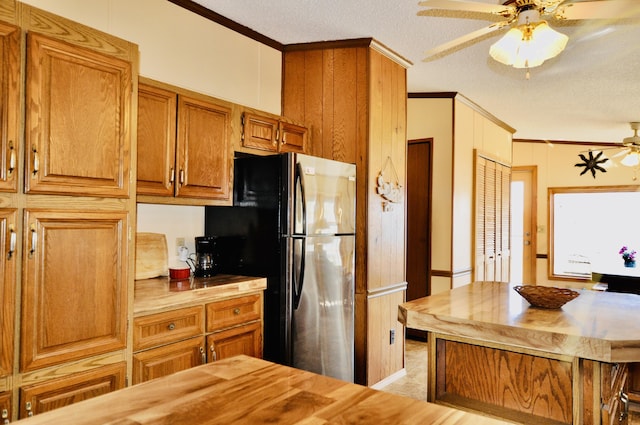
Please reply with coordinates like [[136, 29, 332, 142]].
[[513, 285, 580, 309]]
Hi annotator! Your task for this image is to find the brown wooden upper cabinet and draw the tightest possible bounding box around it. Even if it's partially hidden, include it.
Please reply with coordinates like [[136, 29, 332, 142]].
[[0, 21, 19, 193], [137, 78, 232, 202], [24, 32, 132, 198], [241, 111, 307, 154]]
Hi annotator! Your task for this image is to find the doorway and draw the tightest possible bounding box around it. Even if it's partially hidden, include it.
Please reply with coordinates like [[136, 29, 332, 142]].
[[406, 139, 433, 300], [511, 166, 537, 284]]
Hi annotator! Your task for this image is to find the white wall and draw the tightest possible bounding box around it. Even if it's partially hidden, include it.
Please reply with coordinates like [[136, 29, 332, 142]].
[[22, 0, 283, 267]]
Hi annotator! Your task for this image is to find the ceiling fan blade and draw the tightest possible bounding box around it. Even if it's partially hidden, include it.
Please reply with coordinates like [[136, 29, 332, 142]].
[[555, 0, 640, 20], [418, 0, 514, 16], [423, 21, 510, 60]]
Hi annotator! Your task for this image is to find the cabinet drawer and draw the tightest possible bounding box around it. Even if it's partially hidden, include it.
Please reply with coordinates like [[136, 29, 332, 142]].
[[133, 306, 204, 351], [206, 294, 261, 332]]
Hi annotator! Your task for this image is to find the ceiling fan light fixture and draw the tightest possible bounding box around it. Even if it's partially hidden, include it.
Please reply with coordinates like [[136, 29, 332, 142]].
[[489, 16, 568, 69], [621, 151, 640, 167]]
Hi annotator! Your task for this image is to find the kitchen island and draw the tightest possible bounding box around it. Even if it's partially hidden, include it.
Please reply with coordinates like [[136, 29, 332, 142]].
[[398, 281, 640, 425], [15, 355, 510, 424]]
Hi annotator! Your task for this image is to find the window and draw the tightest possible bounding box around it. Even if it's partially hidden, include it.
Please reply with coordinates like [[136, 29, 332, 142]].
[[549, 186, 640, 279]]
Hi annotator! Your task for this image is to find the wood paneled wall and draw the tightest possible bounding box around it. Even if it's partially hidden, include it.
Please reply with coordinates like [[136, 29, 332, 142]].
[[282, 40, 408, 385]]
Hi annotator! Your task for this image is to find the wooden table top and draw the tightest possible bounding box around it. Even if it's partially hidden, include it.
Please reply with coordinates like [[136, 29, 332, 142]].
[[399, 281, 640, 363], [134, 274, 267, 316], [16, 355, 510, 424]]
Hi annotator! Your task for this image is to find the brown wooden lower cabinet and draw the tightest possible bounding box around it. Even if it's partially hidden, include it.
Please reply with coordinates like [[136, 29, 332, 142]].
[[628, 362, 640, 403], [132, 336, 206, 385], [132, 290, 264, 384], [0, 391, 11, 423], [19, 362, 126, 419]]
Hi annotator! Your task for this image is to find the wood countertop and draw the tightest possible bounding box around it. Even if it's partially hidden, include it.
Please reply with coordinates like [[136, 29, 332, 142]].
[[134, 274, 267, 316], [16, 355, 511, 425], [398, 281, 640, 363]]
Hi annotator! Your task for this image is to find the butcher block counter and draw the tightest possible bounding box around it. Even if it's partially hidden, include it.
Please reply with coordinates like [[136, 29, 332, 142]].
[[133, 274, 267, 316], [15, 355, 510, 424], [398, 281, 640, 425]]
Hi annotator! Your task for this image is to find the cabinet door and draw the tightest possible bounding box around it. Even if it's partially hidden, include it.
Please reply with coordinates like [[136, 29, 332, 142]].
[[175, 95, 231, 200], [0, 391, 10, 424], [241, 112, 278, 152], [207, 322, 262, 362], [24, 32, 132, 197], [20, 209, 128, 372], [279, 121, 307, 153], [136, 82, 177, 196], [19, 362, 126, 418], [0, 21, 19, 193], [132, 336, 205, 385], [0, 209, 16, 378]]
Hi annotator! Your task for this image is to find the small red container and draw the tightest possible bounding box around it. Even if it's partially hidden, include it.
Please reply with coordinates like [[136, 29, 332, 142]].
[[169, 267, 190, 280]]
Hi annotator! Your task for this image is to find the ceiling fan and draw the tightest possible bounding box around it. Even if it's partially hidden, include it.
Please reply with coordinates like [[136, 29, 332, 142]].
[[419, 0, 640, 70]]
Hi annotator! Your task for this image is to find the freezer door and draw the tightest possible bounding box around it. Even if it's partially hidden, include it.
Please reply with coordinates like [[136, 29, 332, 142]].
[[292, 234, 354, 382], [293, 154, 356, 236]]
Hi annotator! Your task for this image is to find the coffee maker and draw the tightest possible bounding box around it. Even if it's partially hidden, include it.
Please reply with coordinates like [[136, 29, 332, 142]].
[[193, 236, 218, 277]]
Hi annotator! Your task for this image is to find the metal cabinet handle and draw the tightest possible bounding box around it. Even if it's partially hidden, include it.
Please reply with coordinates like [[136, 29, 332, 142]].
[[274, 129, 279, 146], [7, 225, 16, 260], [2, 408, 9, 424], [29, 224, 37, 258], [179, 169, 185, 185], [25, 402, 33, 417], [200, 346, 206, 365], [210, 344, 217, 362], [281, 133, 287, 145], [167, 323, 175, 331], [619, 390, 629, 422], [233, 308, 241, 315], [32, 147, 39, 175], [169, 168, 175, 184], [240, 113, 245, 141], [7, 140, 15, 176]]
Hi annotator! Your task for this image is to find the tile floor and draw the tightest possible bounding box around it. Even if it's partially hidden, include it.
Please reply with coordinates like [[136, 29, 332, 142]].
[[378, 337, 640, 424]]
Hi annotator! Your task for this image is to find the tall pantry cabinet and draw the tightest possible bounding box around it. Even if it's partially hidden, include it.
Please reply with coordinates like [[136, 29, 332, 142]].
[[0, 0, 138, 421], [282, 39, 410, 385]]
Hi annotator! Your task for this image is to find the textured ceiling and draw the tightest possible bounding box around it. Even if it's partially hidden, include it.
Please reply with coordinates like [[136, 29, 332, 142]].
[[193, 0, 640, 143]]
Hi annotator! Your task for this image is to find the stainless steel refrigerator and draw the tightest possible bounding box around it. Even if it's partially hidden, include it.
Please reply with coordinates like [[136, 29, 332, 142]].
[[205, 153, 356, 382]]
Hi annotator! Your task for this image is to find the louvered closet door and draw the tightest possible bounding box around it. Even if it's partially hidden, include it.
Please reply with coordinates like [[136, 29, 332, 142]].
[[484, 160, 497, 282], [474, 152, 511, 283], [474, 157, 486, 282]]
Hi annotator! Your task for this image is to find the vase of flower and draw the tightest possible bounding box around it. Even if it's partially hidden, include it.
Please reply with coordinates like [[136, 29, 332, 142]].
[[619, 246, 637, 268]]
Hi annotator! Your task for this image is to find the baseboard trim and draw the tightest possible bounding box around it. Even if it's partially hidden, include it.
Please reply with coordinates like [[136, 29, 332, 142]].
[[370, 367, 407, 390]]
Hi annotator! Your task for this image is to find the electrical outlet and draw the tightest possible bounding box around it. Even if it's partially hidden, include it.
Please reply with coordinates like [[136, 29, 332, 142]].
[[389, 329, 395, 345], [176, 237, 185, 255]]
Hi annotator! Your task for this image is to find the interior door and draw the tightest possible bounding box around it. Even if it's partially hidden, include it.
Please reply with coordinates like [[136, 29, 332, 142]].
[[511, 166, 537, 284], [406, 139, 432, 300]]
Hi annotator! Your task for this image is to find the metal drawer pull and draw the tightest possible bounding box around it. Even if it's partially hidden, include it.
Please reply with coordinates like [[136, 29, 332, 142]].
[[167, 322, 175, 330], [2, 408, 9, 424], [25, 402, 33, 417], [200, 346, 206, 365], [210, 344, 217, 362], [233, 308, 241, 315]]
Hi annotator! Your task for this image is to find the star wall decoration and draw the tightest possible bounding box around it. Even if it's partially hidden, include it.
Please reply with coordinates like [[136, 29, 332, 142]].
[[575, 151, 608, 179]]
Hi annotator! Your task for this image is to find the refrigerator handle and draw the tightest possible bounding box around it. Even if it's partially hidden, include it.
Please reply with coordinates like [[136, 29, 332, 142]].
[[293, 236, 306, 310], [295, 162, 307, 236]]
